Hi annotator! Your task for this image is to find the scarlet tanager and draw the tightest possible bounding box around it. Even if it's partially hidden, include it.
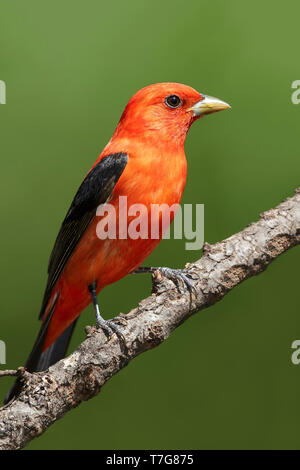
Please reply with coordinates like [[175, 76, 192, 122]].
[[5, 83, 230, 403]]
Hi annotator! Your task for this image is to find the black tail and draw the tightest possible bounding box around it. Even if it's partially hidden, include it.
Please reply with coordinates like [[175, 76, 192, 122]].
[[4, 305, 77, 404]]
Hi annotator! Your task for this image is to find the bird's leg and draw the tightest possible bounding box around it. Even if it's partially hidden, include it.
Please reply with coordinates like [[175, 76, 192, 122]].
[[88, 281, 125, 343], [132, 266, 196, 294]]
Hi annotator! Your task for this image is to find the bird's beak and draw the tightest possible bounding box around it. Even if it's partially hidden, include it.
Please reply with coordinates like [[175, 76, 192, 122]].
[[190, 95, 231, 116]]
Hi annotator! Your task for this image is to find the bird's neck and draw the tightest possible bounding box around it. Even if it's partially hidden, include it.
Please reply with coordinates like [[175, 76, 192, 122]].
[[111, 113, 191, 151]]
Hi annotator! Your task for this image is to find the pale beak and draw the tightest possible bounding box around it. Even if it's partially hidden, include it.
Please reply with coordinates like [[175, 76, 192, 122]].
[[190, 95, 231, 116]]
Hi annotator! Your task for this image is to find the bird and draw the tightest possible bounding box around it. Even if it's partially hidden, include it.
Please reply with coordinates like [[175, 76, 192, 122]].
[[5, 83, 230, 403]]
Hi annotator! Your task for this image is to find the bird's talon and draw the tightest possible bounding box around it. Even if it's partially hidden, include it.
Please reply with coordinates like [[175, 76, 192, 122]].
[[96, 317, 126, 346], [157, 267, 196, 295], [96, 319, 111, 336]]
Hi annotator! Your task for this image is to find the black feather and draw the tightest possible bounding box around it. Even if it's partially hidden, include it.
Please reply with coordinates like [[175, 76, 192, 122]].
[[39, 152, 128, 319]]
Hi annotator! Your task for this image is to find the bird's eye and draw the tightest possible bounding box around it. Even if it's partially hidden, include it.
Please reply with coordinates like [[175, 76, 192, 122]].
[[165, 95, 182, 109]]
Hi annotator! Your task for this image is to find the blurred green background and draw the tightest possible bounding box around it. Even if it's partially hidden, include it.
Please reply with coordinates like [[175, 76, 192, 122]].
[[0, 0, 299, 450]]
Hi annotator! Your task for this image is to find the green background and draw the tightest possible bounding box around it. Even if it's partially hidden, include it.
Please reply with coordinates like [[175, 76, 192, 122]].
[[0, 0, 299, 450]]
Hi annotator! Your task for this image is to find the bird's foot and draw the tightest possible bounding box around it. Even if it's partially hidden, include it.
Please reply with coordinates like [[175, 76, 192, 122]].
[[88, 281, 126, 347], [133, 266, 197, 294], [157, 267, 196, 294], [95, 312, 126, 345]]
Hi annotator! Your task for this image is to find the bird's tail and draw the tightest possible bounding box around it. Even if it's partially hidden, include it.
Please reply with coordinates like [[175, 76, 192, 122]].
[[4, 302, 77, 404]]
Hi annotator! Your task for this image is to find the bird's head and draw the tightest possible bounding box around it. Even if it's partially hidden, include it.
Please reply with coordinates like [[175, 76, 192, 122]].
[[114, 83, 230, 147]]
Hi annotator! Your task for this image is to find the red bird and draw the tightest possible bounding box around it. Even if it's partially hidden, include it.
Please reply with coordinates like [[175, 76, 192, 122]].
[[5, 83, 230, 402]]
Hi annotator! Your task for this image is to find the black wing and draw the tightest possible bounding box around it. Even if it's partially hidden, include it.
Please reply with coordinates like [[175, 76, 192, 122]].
[[39, 152, 128, 319]]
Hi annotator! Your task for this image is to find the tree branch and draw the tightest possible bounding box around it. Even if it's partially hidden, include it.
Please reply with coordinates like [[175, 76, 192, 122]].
[[0, 189, 299, 450]]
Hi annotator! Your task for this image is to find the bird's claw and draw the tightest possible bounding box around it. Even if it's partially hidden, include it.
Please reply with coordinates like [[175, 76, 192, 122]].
[[96, 315, 126, 346], [157, 267, 196, 295]]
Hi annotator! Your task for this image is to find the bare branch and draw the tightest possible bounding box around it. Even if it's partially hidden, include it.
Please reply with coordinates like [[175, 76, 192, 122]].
[[0, 189, 299, 450]]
